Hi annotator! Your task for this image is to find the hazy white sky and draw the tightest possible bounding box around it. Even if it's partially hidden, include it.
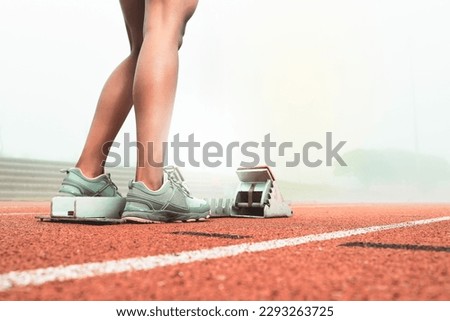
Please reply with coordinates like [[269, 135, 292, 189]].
[[1, 0, 449, 183]]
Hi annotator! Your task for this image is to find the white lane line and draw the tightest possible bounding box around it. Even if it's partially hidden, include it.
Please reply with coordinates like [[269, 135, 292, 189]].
[[1, 216, 449, 292], [0, 213, 44, 216]]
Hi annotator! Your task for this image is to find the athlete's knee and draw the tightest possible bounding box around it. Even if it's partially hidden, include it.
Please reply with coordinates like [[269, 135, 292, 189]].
[[181, 0, 199, 23], [143, 0, 198, 49], [179, 0, 198, 48], [128, 32, 143, 58]]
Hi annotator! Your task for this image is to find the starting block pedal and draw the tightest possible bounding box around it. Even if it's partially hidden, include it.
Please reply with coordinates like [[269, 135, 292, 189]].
[[36, 196, 126, 224], [209, 166, 293, 218]]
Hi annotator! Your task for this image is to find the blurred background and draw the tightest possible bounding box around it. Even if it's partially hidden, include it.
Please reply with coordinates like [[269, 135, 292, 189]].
[[0, 0, 449, 202]]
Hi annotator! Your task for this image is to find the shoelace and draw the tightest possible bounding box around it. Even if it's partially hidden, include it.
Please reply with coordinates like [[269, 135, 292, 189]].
[[105, 173, 120, 194], [89, 173, 121, 197], [164, 166, 191, 197]]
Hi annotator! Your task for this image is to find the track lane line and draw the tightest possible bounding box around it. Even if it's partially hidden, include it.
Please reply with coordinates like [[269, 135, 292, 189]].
[[1, 216, 449, 292], [0, 213, 44, 216]]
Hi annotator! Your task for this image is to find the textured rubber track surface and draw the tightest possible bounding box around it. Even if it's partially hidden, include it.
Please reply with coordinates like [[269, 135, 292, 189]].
[[0, 202, 448, 300]]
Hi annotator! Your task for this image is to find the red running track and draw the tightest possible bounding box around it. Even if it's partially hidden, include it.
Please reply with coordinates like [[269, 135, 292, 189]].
[[0, 202, 449, 300]]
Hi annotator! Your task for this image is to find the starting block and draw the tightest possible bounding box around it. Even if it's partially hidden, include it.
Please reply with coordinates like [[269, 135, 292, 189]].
[[36, 196, 126, 224], [36, 166, 291, 224], [208, 166, 293, 218]]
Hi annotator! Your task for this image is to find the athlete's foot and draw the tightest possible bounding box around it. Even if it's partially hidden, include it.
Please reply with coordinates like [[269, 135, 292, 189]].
[[57, 168, 122, 197], [121, 166, 210, 223]]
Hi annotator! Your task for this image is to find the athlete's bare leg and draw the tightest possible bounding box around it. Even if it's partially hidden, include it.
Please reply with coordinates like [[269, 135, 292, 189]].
[[133, 0, 198, 190], [76, 0, 145, 178], [75, 0, 198, 192]]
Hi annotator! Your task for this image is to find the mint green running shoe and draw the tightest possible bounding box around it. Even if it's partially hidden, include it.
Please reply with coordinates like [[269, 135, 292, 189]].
[[57, 168, 122, 197], [122, 166, 210, 223]]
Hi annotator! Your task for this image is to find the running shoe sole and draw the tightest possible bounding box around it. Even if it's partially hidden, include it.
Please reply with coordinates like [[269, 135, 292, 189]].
[[122, 210, 210, 223]]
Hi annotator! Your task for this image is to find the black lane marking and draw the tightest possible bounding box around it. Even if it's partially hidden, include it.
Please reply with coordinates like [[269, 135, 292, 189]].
[[171, 231, 251, 239], [340, 242, 450, 253]]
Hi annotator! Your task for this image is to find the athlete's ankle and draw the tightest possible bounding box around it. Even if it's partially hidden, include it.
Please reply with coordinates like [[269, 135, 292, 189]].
[[135, 169, 164, 191], [75, 162, 104, 179], [136, 178, 163, 192]]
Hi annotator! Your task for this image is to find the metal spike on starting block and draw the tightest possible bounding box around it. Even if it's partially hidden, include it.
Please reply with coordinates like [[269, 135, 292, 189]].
[[209, 166, 292, 218]]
